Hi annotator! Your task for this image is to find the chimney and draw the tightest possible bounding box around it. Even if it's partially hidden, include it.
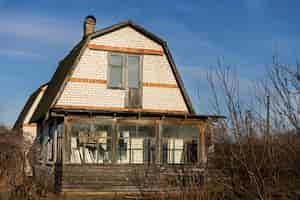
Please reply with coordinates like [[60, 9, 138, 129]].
[[83, 15, 96, 37]]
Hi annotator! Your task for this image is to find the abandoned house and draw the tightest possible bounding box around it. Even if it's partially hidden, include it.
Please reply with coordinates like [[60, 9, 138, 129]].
[[14, 16, 222, 196]]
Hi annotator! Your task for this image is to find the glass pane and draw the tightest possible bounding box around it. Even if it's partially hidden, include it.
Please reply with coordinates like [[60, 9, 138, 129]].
[[109, 65, 123, 88], [128, 56, 140, 88], [70, 123, 90, 164], [117, 124, 155, 164], [70, 122, 112, 164], [118, 131, 130, 163], [110, 54, 122, 66], [162, 124, 199, 164], [162, 124, 199, 139]]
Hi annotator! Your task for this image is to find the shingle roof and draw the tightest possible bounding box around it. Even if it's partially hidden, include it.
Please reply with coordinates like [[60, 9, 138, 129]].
[[30, 20, 195, 122]]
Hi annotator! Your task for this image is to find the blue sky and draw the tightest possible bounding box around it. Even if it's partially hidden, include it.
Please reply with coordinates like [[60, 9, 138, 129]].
[[0, 0, 299, 126]]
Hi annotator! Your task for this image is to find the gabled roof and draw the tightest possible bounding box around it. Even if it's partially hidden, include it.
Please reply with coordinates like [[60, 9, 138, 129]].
[[13, 83, 48, 129], [30, 20, 195, 122]]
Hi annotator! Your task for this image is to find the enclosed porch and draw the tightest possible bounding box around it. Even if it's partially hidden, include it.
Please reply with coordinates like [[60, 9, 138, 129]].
[[39, 111, 219, 193]]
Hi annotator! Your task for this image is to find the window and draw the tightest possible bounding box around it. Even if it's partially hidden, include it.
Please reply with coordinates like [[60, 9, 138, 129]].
[[162, 124, 199, 164], [117, 125, 155, 164], [107, 54, 141, 90], [127, 55, 140, 89], [67, 120, 200, 165], [70, 123, 112, 164], [108, 54, 123, 88]]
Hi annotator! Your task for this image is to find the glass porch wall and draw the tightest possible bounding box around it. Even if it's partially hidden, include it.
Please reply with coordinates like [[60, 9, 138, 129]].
[[162, 124, 199, 164], [69, 122, 113, 164], [65, 118, 202, 165]]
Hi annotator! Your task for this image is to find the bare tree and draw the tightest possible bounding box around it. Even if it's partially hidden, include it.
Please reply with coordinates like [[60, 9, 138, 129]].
[[207, 62, 300, 200], [259, 59, 300, 133]]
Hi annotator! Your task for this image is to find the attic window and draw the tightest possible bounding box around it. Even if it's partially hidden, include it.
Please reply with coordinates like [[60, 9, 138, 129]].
[[107, 53, 142, 90], [108, 54, 124, 89]]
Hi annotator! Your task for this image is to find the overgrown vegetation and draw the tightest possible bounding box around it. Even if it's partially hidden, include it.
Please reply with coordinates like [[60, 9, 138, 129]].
[[129, 59, 300, 200], [0, 129, 49, 200]]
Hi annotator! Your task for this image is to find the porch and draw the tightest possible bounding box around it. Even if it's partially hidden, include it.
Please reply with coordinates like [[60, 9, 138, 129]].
[[38, 110, 220, 193]]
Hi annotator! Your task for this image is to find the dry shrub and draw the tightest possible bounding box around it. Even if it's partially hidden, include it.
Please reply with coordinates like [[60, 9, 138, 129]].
[[211, 133, 300, 200], [0, 128, 48, 200], [128, 165, 225, 200]]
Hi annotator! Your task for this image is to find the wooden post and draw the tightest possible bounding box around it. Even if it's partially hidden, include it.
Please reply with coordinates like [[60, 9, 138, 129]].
[[63, 116, 70, 163], [53, 118, 57, 163], [112, 118, 117, 164], [156, 120, 162, 165], [198, 122, 207, 165]]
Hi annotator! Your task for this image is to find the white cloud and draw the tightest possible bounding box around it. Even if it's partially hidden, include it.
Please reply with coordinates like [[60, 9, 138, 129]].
[[0, 12, 80, 44], [0, 49, 41, 58]]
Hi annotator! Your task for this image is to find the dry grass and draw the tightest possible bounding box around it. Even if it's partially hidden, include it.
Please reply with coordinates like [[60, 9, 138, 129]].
[[0, 128, 49, 200]]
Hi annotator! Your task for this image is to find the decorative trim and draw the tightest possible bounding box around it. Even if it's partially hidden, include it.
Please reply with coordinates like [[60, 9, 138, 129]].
[[69, 77, 107, 84], [23, 123, 37, 128], [69, 78, 178, 89], [88, 44, 163, 56], [53, 105, 188, 115], [143, 82, 178, 88]]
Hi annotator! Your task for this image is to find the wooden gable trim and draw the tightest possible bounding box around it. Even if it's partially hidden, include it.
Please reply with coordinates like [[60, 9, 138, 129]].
[[53, 105, 189, 115], [88, 44, 164, 56], [143, 82, 178, 88], [68, 77, 178, 89], [23, 123, 37, 128], [69, 77, 107, 84]]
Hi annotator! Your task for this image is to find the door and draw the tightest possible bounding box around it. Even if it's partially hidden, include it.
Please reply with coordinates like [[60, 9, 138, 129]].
[[126, 55, 142, 108]]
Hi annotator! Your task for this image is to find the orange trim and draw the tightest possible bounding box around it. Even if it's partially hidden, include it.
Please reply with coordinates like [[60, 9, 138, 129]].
[[23, 123, 37, 128], [69, 78, 178, 89], [54, 105, 188, 115], [143, 82, 178, 88], [69, 77, 107, 84], [88, 44, 163, 56]]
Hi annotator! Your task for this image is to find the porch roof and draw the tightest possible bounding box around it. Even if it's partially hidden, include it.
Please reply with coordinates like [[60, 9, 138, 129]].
[[50, 107, 225, 121]]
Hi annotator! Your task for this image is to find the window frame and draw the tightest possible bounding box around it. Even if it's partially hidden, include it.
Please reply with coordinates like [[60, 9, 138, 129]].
[[116, 123, 156, 164], [161, 124, 199, 165], [107, 53, 143, 91], [107, 52, 126, 89], [69, 121, 114, 164], [65, 117, 202, 166]]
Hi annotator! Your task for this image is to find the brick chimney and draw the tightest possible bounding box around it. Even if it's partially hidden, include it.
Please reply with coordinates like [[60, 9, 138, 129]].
[[83, 15, 96, 37]]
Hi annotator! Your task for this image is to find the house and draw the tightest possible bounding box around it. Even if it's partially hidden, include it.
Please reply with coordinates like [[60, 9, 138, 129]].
[[13, 83, 48, 142], [14, 16, 222, 197]]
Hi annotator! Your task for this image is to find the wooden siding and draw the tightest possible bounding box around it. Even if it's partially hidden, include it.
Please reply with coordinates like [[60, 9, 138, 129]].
[[56, 164, 204, 192]]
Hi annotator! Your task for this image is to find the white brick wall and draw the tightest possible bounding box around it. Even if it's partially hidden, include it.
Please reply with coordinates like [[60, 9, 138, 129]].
[[143, 54, 176, 84], [56, 26, 188, 112], [143, 87, 187, 111], [72, 49, 107, 79], [91, 27, 163, 50], [57, 82, 125, 107]]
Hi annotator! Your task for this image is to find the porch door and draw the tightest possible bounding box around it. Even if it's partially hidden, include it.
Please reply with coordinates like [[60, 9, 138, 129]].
[[126, 55, 142, 108]]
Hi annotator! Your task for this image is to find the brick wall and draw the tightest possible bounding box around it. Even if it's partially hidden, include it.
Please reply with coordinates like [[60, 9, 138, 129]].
[[91, 26, 163, 50], [56, 26, 188, 112]]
